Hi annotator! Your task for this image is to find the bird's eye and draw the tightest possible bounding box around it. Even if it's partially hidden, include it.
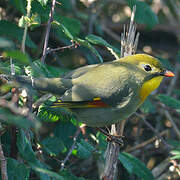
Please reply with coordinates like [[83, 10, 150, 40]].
[[144, 64, 152, 71]]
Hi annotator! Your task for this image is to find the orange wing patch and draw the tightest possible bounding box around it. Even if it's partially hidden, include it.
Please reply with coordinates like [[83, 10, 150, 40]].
[[52, 97, 109, 108], [87, 98, 109, 108]]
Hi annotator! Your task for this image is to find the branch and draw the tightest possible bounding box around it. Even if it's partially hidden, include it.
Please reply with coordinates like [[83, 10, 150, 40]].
[[46, 41, 79, 55], [21, 0, 32, 53], [102, 6, 139, 180], [0, 98, 29, 116], [125, 130, 169, 153], [0, 124, 8, 180], [41, 0, 56, 63], [60, 125, 84, 171], [135, 112, 171, 150]]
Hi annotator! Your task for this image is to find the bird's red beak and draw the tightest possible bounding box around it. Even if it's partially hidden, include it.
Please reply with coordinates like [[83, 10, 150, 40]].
[[163, 70, 175, 77]]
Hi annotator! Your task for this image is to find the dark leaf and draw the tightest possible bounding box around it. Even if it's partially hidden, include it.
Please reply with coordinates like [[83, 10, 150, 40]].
[[17, 129, 50, 179], [41, 136, 66, 156], [7, 158, 30, 180], [37, 0, 49, 7], [119, 152, 154, 180], [76, 139, 95, 159], [3, 50, 31, 65], [127, 0, 158, 28], [156, 94, 180, 110], [85, 34, 121, 59], [76, 38, 103, 63], [59, 170, 85, 180], [140, 97, 156, 114], [0, 20, 36, 48]]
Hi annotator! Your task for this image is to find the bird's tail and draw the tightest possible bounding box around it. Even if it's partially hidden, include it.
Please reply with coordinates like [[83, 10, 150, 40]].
[[13, 76, 73, 96]]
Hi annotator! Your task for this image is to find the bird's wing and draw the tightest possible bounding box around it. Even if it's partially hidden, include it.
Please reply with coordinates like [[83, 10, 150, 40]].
[[52, 82, 133, 109], [52, 61, 135, 108], [63, 64, 100, 79]]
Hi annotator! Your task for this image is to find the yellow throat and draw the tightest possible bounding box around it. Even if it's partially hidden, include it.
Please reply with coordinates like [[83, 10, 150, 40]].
[[140, 76, 164, 102]]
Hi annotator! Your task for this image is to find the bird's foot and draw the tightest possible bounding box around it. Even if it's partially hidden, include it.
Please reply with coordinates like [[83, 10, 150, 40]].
[[106, 134, 124, 146], [97, 127, 124, 146]]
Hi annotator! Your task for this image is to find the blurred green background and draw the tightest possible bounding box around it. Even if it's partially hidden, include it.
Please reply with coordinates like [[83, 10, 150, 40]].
[[0, 0, 179, 179]]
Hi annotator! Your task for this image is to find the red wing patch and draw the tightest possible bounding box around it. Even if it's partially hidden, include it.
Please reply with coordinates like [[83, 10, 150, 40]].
[[52, 97, 109, 108]]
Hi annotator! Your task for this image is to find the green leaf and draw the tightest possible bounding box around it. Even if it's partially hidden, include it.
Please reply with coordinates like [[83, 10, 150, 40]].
[[59, 170, 85, 180], [119, 153, 133, 174], [0, 108, 32, 128], [60, 0, 72, 11], [170, 149, 180, 160], [96, 131, 107, 151], [17, 129, 50, 180], [140, 97, 156, 114], [156, 94, 180, 110], [53, 21, 74, 40], [0, 20, 36, 48], [7, 158, 30, 180], [37, 97, 73, 123], [85, 34, 121, 59], [9, 0, 26, 14], [173, 89, 180, 95], [41, 136, 66, 156], [76, 38, 103, 63], [127, 0, 158, 28], [30, 164, 65, 180], [37, 0, 49, 7], [119, 152, 154, 180], [26, 60, 51, 77], [0, 37, 14, 48], [76, 139, 95, 159], [59, 16, 82, 37], [54, 122, 77, 149], [3, 50, 31, 65]]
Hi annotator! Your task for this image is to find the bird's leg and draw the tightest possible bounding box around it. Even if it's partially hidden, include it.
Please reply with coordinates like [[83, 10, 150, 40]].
[[96, 127, 124, 146]]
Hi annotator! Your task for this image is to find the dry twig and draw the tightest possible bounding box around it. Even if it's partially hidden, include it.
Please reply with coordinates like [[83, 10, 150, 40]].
[[0, 124, 8, 180], [60, 125, 85, 171], [41, 0, 56, 63], [102, 6, 139, 180], [126, 130, 169, 153]]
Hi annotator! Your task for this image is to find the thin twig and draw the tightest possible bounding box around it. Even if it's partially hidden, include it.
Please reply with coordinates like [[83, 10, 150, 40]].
[[135, 112, 171, 150], [41, 0, 56, 63], [21, 0, 31, 53], [164, 109, 180, 140], [88, 0, 108, 34], [60, 126, 82, 171], [126, 130, 169, 153], [46, 41, 79, 55], [0, 123, 8, 180]]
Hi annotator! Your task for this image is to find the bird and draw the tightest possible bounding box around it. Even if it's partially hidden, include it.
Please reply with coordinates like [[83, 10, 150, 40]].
[[50, 54, 174, 127]]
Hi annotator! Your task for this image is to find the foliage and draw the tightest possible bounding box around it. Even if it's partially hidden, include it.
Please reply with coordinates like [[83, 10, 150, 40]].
[[0, 0, 179, 179]]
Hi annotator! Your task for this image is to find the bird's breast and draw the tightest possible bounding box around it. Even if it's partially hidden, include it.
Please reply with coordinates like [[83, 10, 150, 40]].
[[140, 76, 164, 102]]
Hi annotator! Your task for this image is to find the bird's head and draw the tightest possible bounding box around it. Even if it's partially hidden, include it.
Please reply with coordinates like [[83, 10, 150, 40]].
[[122, 54, 175, 102]]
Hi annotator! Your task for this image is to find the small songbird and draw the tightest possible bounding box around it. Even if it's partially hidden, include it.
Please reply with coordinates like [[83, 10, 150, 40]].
[[50, 54, 174, 127], [14, 54, 174, 127]]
